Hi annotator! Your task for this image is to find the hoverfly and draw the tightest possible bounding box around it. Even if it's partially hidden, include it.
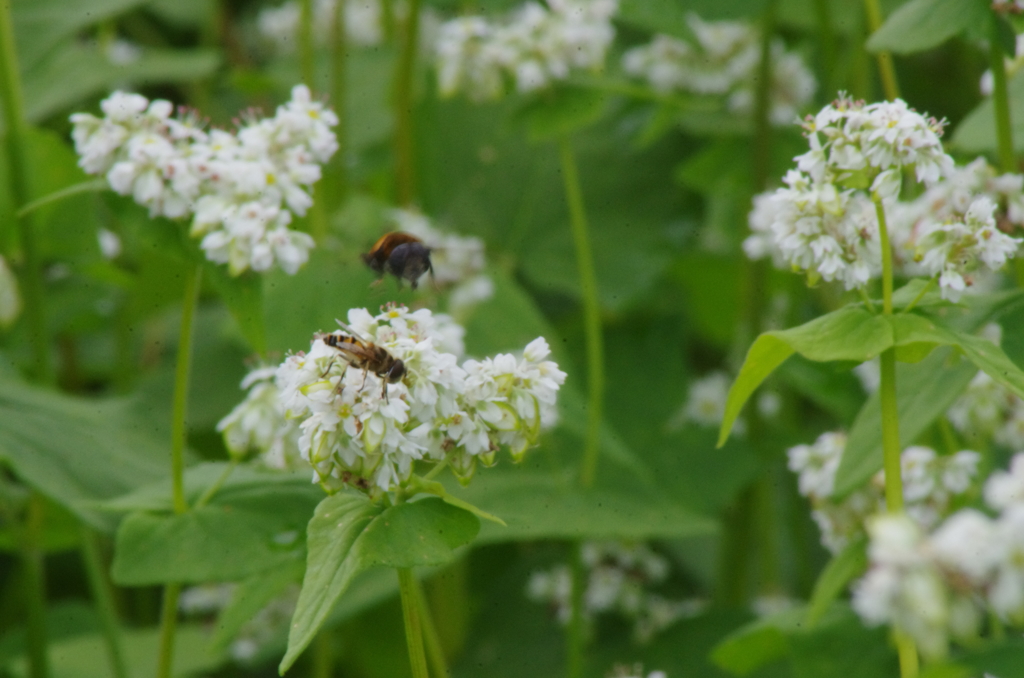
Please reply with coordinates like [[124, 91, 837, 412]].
[[361, 231, 434, 289], [317, 320, 406, 402]]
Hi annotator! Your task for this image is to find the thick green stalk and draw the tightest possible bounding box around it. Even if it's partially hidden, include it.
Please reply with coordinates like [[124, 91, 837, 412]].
[[812, 0, 836, 99], [393, 0, 421, 206], [895, 630, 919, 678], [397, 568, 430, 678], [22, 494, 49, 678], [413, 578, 449, 678], [566, 544, 586, 678], [154, 584, 182, 678], [989, 16, 1016, 174], [330, 0, 349, 198], [156, 264, 202, 678], [558, 137, 604, 488], [0, 0, 52, 383], [79, 526, 128, 678], [863, 0, 900, 100], [298, 0, 315, 86], [171, 265, 202, 516]]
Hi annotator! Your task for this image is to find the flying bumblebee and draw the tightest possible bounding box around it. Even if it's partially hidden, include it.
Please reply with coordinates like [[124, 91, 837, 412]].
[[318, 321, 406, 401], [361, 231, 434, 289]]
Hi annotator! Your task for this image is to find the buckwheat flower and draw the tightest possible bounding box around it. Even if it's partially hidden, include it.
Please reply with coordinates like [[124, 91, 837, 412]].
[[788, 431, 845, 499], [852, 514, 953, 660], [105, 38, 142, 66], [989, 505, 1024, 623], [853, 358, 881, 394], [179, 584, 235, 615], [0, 255, 22, 328], [948, 371, 1016, 443], [914, 196, 1021, 302], [217, 366, 304, 469], [434, 0, 618, 101], [930, 509, 999, 585], [277, 305, 563, 493], [71, 86, 337, 276], [258, 0, 384, 51], [668, 371, 745, 434], [985, 453, 1024, 511]]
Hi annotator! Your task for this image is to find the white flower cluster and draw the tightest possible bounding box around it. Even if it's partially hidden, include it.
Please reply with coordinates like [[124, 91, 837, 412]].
[[526, 541, 704, 643], [948, 371, 1024, 450], [389, 209, 494, 315], [258, 0, 383, 50], [788, 432, 979, 553], [217, 366, 304, 470], [745, 94, 960, 290], [70, 86, 338, 275], [435, 0, 618, 101], [853, 453, 1024, 659], [277, 305, 565, 493], [621, 15, 815, 125]]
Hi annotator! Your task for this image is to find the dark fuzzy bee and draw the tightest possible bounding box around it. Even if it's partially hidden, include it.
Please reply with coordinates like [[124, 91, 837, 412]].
[[319, 321, 406, 401], [361, 231, 434, 289]]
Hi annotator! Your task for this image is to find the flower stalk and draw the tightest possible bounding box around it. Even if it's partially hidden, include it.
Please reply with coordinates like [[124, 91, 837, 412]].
[[558, 136, 604, 488], [330, 0, 349, 198], [393, 0, 422, 206], [299, 0, 315, 86], [413, 578, 449, 678], [0, 0, 52, 383], [862, 0, 900, 101], [80, 526, 128, 678], [398, 568, 430, 678], [22, 493, 50, 678], [989, 15, 1016, 175]]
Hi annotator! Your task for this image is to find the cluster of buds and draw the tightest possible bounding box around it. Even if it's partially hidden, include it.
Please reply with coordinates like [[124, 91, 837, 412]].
[[273, 305, 564, 494], [853, 454, 1024, 660], [787, 432, 979, 554], [70, 86, 338, 275], [526, 541, 705, 643], [621, 14, 815, 125], [435, 0, 618, 101]]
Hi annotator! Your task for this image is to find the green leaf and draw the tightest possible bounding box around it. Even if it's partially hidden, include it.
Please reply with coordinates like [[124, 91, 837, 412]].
[[280, 496, 478, 673], [805, 536, 867, 628], [514, 85, 608, 142], [835, 313, 1024, 496], [710, 607, 805, 675], [406, 476, 507, 526], [202, 263, 267, 356], [11, 0, 147, 71], [919, 640, 1024, 678], [834, 347, 977, 497], [0, 375, 168, 531], [865, 0, 989, 55], [616, 0, 691, 38], [448, 469, 717, 543], [111, 471, 320, 585], [718, 305, 893, 446], [953, 68, 1024, 154], [22, 43, 220, 123], [209, 560, 304, 654]]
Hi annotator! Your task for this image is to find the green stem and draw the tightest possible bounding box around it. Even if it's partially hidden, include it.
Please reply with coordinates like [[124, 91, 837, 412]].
[[566, 543, 586, 678], [312, 628, 335, 678], [812, 0, 836, 100], [0, 0, 52, 383], [990, 15, 1016, 174], [901, 278, 935, 314], [154, 583, 182, 678], [192, 459, 238, 510], [22, 493, 49, 678], [857, 287, 877, 313], [298, 0, 315, 86], [895, 630, 919, 678], [330, 0, 349, 199], [171, 265, 202, 516], [397, 568, 430, 678], [874, 196, 904, 514], [79, 525, 128, 678], [393, 0, 421, 206], [413, 578, 449, 678], [558, 137, 604, 488], [863, 0, 900, 100], [16, 179, 109, 219]]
